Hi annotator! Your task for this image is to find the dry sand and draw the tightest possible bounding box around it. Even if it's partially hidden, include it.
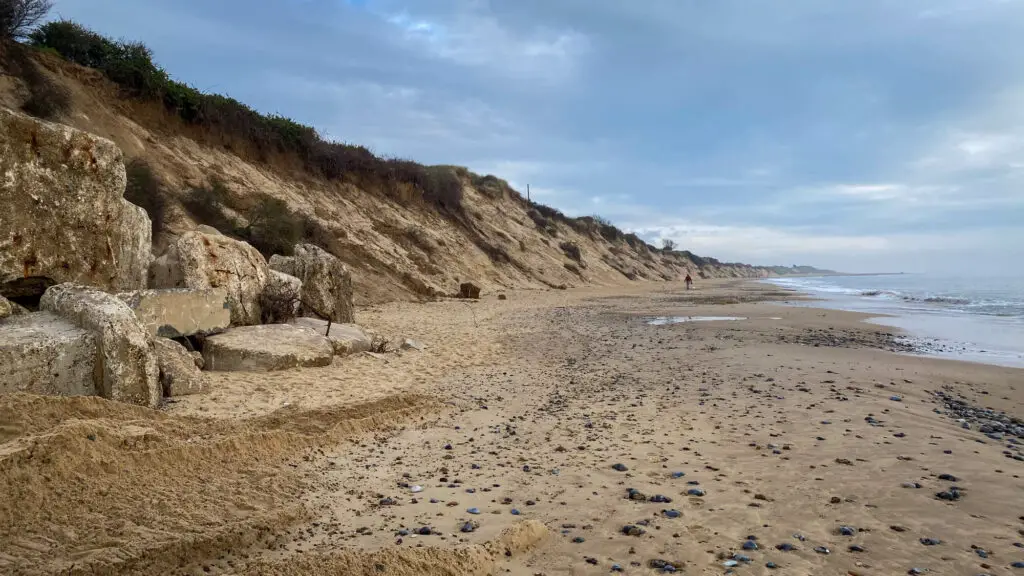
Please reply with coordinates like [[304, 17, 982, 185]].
[[2, 279, 1023, 575]]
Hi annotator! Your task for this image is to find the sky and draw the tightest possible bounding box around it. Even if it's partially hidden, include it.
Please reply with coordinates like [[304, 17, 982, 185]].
[[47, 0, 1024, 274]]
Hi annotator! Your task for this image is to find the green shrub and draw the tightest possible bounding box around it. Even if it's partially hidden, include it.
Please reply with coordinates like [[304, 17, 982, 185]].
[[181, 178, 236, 233], [124, 158, 167, 238], [246, 196, 303, 257], [28, 20, 467, 214]]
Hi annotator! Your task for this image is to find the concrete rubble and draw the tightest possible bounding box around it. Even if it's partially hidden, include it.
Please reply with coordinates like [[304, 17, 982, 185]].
[[40, 283, 161, 407], [202, 324, 334, 372], [0, 108, 151, 300], [117, 288, 231, 338], [150, 231, 269, 326]]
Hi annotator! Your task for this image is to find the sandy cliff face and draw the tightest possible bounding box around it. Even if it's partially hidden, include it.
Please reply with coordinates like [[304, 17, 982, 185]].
[[0, 52, 773, 305]]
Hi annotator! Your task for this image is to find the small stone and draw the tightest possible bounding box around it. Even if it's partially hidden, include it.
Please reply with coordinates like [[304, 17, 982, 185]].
[[766, 562, 779, 569], [663, 509, 682, 519], [460, 522, 476, 533], [612, 463, 628, 472], [467, 507, 481, 515], [510, 508, 521, 515], [814, 546, 831, 555], [938, 474, 958, 481], [839, 526, 856, 536], [572, 536, 585, 543], [920, 538, 941, 546], [776, 543, 797, 552], [622, 525, 646, 536], [687, 488, 706, 497], [742, 540, 759, 550], [849, 545, 866, 552]]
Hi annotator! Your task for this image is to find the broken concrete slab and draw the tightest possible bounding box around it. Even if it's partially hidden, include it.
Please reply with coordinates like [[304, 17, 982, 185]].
[[289, 317, 372, 356], [0, 312, 99, 398], [151, 231, 269, 326], [41, 283, 161, 408], [0, 108, 152, 299], [202, 324, 333, 372], [116, 288, 230, 338], [153, 337, 206, 396]]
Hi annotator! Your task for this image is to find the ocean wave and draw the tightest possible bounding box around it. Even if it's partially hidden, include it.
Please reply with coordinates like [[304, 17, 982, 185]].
[[920, 297, 971, 305]]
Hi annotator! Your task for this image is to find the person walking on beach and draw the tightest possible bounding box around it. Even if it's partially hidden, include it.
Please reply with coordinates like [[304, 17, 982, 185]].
[[685, 273, 693, 290]]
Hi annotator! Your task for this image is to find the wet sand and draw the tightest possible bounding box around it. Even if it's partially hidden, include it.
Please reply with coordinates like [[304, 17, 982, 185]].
[[2, 279, 1023, 575]]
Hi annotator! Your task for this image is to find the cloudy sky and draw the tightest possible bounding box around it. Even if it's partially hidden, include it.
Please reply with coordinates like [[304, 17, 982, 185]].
[[49, 0, 1024, 273]]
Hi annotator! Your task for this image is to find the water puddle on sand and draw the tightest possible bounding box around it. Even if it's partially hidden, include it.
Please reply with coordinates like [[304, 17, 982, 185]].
[[647, 316, 747, 325]]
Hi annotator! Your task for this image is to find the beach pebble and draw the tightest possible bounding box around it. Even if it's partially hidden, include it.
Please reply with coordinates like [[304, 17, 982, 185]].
[[849, 544, 866, 552], [622, 525, 646, 536], [938, 474, 959, 481], [650, 494, 673, 503], [510, 508, 521, 515], [766, 562, 779, 569], [663, 509, 682, 519], [612, 463, 629, 472], [814, 546, 831, 555], [687, 488, 706, 497], [776, 543, 797, 552], [460, 522, 476, 533], [742, 540, 759, 550], [839, 525, 856, 536], [671, 472, 685, 478], [572, 536, 586, 543], [920, 538, 941, 546], [467, 507, 481, 515]]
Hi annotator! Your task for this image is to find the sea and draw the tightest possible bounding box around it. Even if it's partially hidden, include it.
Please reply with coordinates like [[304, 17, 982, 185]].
[[760, 274, 1024, 368]]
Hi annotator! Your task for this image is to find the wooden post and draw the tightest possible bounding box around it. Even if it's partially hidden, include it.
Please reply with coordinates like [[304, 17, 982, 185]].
[[527, 184, 530, 202]]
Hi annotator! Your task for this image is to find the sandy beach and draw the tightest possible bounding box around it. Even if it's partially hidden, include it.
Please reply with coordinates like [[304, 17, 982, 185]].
[[3, 279, 1023, 575]]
